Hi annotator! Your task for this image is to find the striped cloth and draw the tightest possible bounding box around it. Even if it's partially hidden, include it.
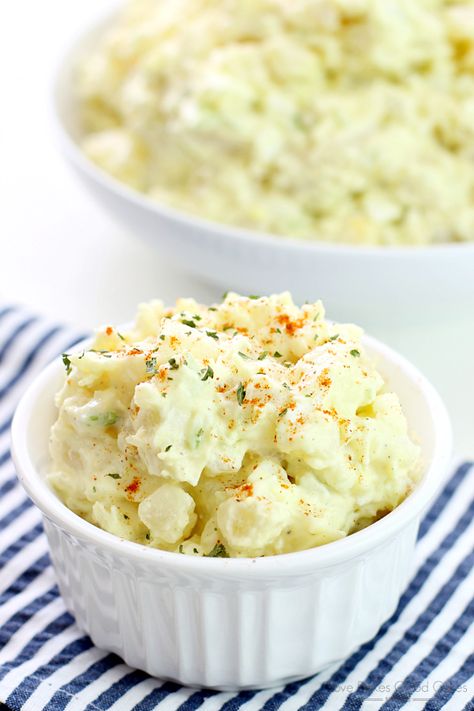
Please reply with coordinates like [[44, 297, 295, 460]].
[[0, 304, 472, 711]]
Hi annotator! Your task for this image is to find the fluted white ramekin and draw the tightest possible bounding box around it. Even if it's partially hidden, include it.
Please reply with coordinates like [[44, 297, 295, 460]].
[[12, 334, 451, 689]]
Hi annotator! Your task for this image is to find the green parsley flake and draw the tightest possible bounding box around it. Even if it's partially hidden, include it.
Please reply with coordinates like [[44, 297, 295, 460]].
[[106, 473, 121, 480], [206, 330, 219, 340], [350, 349, 361, 357], [329, 334, 339, 341], [206, 542, 229, 558], [168, 358, 179, 370], [89, 349, 112, 357], [200, 365, 214, 381], [62, 353, 72, 375], [117, 332, 126, 341], [181, 319, 196, 328], [165, 444, 173, 452], [248, 295, 260, 300], [238, 351, 250, 360], [274, 351, 282, 358], [258, 351, 268, 360], [195, 428, 204, 447], [237, 382, 246, 405], [145, 357, 158, 374]]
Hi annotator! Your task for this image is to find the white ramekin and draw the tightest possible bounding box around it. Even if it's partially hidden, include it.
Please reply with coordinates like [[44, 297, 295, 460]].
[[12, 334, 451, 689], [50, 10, 474, 329]]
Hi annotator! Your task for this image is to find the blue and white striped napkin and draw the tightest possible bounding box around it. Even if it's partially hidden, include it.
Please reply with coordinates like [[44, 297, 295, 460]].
[[0, 304, 472, 711]]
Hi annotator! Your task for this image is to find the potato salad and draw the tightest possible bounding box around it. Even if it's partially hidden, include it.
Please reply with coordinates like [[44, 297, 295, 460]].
[[77, 0, 474, 246], [50, 293, 420, 557]]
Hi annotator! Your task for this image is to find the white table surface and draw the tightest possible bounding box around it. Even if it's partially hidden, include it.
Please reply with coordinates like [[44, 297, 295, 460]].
[[1, 0, 473, 458]]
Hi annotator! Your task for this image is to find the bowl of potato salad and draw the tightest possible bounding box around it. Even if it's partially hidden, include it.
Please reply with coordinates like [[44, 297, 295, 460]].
[[12, 294, 451, 688], [53, 0, 474, 324]]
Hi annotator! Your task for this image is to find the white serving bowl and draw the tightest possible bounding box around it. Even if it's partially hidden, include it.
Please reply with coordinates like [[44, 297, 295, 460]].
[[12, 332, 451, 689], [51, 13, 474, 330]]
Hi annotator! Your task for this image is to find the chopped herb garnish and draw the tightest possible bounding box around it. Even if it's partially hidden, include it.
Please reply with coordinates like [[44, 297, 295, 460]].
[[181, 319, 196, 328], [123, 514, 129, 520], [62, 353, 72, 375], [107, 472, 121, 479], [275, 328, 282, 334], [195, 428, 204, 447], [248, 295, 260, 300], [313, 313, 319, 321], [274, 351, 282, 358], [159, 334, 165, 341], [282, 382, 290, 389], [168, 357, 179, 370], [237, 382, 246, 405], [145, 357, 158, 374], [193, 314, 202, 321], [117, 332, 125, 341], [200, 365, 214, 381], [329, 334, 339, 341], [279, 408, 288, 417], [206, 542, 229, 558], [222, 291, 229, 299], [208, 306, 217, 312], [350, 349, 361, 357], [179, 544, 184, 554], [314, 335, 319, 341], [238, 351, 250, 360], [284, 361, 292, 368], [165, 444, 173, 452], [206, 330, 219, 340], [89, 412, 118, 426], [258, 351, 268, 360], [193, 547, 199, 554], [161, 392, 167, 398]]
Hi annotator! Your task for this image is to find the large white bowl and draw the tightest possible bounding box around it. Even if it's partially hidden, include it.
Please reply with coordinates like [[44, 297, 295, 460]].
[[51, 14, 474, 329], [12, 332, 451, 689]]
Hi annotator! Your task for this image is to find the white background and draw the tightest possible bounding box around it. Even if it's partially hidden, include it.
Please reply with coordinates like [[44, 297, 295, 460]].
[[1, 0, 472, 457]]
